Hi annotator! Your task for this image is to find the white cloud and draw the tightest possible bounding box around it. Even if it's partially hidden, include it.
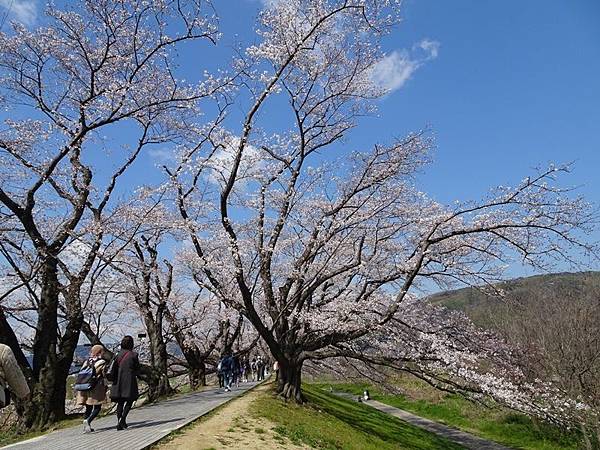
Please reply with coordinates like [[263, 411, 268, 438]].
[[149, 148, 175, 164], [370, 38, 440, 94], [259, 0, 282, 7], [0, 0, 37, 26], [206, 137, 263, 187], [418, 39, 440, 59], [370, 50, 419, 93]]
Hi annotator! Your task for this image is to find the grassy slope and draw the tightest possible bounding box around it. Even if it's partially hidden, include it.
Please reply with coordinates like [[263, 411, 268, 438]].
[[252, 384, 465, 450], [317, 382, 581, 450]]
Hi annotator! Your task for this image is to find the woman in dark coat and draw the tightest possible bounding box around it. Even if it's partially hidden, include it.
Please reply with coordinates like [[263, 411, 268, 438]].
[[110, 335, 140, 430]]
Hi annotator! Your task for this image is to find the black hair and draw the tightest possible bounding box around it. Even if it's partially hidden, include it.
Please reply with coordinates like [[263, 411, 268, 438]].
[[121, 335, 134, 350]]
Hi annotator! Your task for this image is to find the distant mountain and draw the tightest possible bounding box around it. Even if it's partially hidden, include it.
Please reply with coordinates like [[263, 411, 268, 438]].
[[427, 271, 600, 328]]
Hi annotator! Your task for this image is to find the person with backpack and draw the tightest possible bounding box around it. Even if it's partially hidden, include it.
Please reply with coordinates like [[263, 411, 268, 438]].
[[75, 344, 107, 433], [109, 336, 140, 431], [0, 343, 29, 409]]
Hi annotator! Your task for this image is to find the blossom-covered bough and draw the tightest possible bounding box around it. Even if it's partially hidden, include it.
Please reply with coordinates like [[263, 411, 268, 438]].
[[314, 299, 594, 428], [167, 0, 598, 418], [0, 0, 218, 428]]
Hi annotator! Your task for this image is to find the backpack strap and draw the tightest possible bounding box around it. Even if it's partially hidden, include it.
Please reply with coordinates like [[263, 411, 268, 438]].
[[117, 351, 132, 366]]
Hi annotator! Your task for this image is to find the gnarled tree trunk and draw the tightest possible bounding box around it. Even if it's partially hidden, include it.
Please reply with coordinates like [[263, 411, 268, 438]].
[[188, 360, 207, 389], [277, 359, 304, 403], [142, 311, 173, 400], [22, 259, 83, 429]]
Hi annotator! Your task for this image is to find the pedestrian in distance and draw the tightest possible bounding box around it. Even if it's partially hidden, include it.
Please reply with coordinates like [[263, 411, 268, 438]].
[[239, 357, 246, 383], [217, 357, 225, 388], [243, 358, 251, 383], [257, 356, 265, 381], [232, 355, 240, 387], [0, 343, 30, 408], [273, 360, 279, 382], [222, 353, 234, 392], [109, 335, 140, 431], [250, 357, 257, 382], [75, 344, 108, 433]]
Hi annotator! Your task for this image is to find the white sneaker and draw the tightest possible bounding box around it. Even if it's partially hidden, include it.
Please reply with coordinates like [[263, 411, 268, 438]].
[[82, 419, 90, 433]]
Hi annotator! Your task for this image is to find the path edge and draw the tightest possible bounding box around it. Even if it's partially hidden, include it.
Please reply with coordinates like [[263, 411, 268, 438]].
[[329, 390, 513, 450], [144, 380, 268, 450]]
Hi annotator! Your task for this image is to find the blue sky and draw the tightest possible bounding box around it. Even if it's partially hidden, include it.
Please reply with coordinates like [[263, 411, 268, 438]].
[[211, 0, 600, 208], [2, 0, 600, 268]]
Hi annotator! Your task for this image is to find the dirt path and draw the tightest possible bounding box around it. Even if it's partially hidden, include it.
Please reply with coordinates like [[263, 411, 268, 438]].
[[157, 384, 309, 450]]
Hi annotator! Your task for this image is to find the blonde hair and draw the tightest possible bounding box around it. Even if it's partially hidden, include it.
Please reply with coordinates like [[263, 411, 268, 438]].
[[90, 344, 105, 357]]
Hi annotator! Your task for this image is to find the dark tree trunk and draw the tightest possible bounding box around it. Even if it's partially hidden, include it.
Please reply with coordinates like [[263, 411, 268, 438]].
[[277, 360, 304, 403], [0, 306, 31, 374], [142, 312, 173, 399], [22, 258, 66, 429], [145, 370, 172, 402], [188, 360, 206, 390], [5, 259, 84, 430]]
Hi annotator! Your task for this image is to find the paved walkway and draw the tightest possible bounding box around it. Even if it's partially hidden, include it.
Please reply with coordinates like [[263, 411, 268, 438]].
[[334, 392, 511, 450], [3, 382, 260, 450]]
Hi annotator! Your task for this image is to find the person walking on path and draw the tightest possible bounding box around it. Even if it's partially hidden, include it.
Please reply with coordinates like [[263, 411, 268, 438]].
[[76, 344, 108, 433], [256, 356, 265, 381], [250, 357, 257, 382], [109, 336, 140, 430], [273, 360, 279, 382], [243, 358, 250, 383], [232, 355, 240, 387], [217, 357, 225, 388], [221, 353, 234, 392], [0, 343, 30, 407]]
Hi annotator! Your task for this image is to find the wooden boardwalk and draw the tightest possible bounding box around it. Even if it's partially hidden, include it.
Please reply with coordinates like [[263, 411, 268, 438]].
[[3, 382, 260, 450]]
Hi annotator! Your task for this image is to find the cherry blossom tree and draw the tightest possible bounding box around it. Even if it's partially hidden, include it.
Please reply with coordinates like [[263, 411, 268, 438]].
[[316, 299, 595, 428], [0, 0, 218, 428], [105, 231, 176, 399], [167, 247, 248, 388], [165, 0, 597, 404]]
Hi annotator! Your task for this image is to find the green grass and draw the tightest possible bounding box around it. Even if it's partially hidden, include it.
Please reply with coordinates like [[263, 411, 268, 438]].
[[316, 382, 582, 450], [0, 416, 83, 448], [252, 384, 464, 449]]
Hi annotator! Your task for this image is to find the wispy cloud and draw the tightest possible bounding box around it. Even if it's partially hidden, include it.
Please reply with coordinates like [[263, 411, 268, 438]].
[[370, 38, 440, 94], [418, 38, 440, 59], [0, 0, 37, 26], [257, 0, 284, 9], [149, 148, 176, 164]]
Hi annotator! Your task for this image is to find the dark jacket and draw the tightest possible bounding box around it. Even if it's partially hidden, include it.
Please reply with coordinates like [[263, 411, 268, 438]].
[[221, 355, 234, 373], [110, 350, 140, 401]]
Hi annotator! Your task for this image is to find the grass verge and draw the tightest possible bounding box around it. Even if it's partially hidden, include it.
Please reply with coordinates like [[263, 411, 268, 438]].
[[252, 384, 465, 449], [315, 382, 581, 450], [0, 416, 83, 448]]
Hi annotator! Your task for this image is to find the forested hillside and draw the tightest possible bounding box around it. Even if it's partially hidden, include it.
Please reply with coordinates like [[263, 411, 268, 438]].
[[429, 271, 600, 432]]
